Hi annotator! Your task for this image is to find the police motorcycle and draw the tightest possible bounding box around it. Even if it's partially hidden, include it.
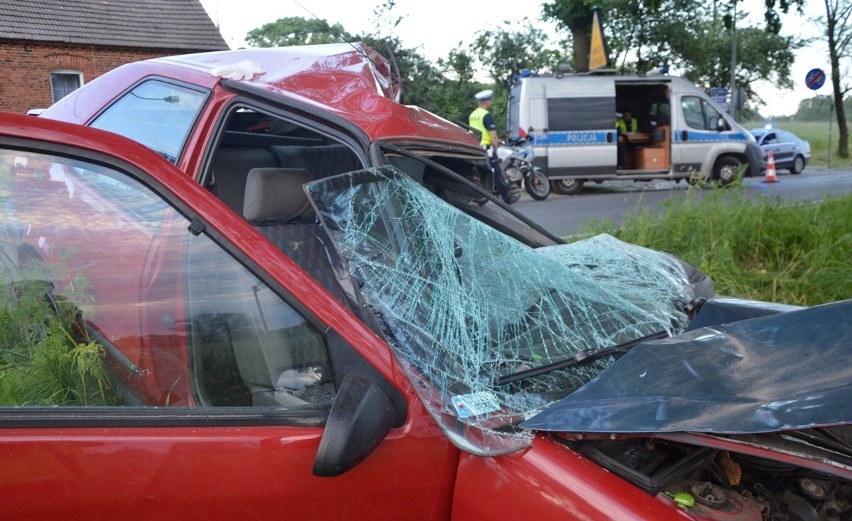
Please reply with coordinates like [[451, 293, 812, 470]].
[[498, 132, 550, 200]]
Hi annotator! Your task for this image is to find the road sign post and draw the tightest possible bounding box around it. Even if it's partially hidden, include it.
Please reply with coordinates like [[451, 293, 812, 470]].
[[805, 68, 831, 169]]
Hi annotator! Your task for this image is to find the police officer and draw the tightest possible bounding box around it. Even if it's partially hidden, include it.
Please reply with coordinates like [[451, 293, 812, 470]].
[[615, 109, 638, 168], [469, 90, 516, 204]]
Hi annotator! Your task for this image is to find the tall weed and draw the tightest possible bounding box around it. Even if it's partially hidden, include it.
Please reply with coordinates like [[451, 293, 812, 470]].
[[582, 187, 852, 306], [0, 280, 119, 406]]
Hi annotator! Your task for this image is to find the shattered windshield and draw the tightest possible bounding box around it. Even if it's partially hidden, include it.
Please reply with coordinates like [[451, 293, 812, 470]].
[[306, 167, 695, 455]]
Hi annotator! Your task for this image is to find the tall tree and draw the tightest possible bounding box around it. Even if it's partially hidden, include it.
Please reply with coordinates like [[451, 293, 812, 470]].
[[542, 0, 805, 69], [245, 17, 351, 47], [436, 48, 488, 124], [820, 0, 851, 158], [762, 0, 807, 33], [541, 1, 595, 72], [664, 7, 801, 117], [542, 0, 803, 115], [601, 0, 704, 73], [471, 19, 567, 86]]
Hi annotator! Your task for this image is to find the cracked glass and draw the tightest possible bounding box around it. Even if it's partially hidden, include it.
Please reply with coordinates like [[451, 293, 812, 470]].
[[307, 167, 695, 455]]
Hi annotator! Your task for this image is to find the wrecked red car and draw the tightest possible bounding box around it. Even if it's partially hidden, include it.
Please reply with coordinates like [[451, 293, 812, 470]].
[[0, 44, 848, 520]]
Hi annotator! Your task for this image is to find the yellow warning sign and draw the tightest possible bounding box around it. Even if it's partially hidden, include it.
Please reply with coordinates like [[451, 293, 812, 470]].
[[589, 8, 609, 70]]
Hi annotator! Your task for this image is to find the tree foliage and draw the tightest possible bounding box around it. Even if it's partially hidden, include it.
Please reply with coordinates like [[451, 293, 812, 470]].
[[762, 0, 807, 33], [471, 19, 567, 86], [789, 95, 852, 121], [241, 1, 839, 129], [245, 17, 351, 47], [541, 0, 804, 117]]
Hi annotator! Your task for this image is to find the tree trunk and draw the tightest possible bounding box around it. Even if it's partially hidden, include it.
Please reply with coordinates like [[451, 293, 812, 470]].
[[571, 17, 593, 72], [833, 88, 848, 158], [825, 0, 850, 158]]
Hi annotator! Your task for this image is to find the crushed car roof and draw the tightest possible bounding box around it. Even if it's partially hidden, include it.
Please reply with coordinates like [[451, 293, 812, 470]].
[[155, 43, 479, 145], [521, 299, 852, 435]]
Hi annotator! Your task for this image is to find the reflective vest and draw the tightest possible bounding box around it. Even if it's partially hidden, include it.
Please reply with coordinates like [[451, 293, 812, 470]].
[[616, 117, 638, 133], [469, 107, 492, 146]]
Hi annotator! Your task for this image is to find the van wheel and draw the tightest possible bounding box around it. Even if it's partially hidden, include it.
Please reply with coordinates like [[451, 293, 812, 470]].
[[713, 157, 741, 186], [551, 179, 584, 195]]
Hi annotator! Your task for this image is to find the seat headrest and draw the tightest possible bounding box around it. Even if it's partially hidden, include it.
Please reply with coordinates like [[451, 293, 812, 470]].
[[243, 168, 315, 224]]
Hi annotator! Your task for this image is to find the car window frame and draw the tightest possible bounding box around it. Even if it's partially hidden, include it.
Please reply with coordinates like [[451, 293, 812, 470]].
[[88, 76, 212, 166], [0, 135, 404, 428], [197, 97, 370, 191]]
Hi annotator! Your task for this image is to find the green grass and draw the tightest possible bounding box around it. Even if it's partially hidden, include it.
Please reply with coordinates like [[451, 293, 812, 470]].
[[744, 120, 852, 170], [0, 280, 119, 406], [580, 187, 852, 306]]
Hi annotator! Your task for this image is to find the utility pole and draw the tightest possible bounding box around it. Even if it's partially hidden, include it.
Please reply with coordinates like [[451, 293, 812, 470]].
[[729, 0, 737, 120]]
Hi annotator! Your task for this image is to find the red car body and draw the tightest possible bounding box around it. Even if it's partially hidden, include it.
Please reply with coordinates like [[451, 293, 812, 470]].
[[1, 44, 848, 521], [0, 106, 688, 521]]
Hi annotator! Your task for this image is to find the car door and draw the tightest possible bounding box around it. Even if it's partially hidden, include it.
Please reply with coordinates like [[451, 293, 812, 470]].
[[759, 131, 786, 167], [675, 95, 725, 172], [0, 116, 456, 521], [772, 130, 797, 167]]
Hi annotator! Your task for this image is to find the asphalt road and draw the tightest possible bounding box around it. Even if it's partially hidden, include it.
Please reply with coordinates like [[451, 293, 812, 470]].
[[514, 168, 852, 238]]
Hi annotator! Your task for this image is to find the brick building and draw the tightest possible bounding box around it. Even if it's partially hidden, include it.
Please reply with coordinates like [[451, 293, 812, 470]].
[[0, 0, 228, 114]]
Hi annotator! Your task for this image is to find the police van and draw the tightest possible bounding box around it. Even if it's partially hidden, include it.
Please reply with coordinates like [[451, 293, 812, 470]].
[[507, 74, 765, 195]]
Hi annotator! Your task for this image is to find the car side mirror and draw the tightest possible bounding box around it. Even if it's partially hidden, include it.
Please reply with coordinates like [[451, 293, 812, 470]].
[[313, 373, 395, 477]]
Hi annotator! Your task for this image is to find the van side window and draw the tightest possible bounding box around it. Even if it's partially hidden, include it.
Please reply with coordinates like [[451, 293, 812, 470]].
[[681, 96, 723, 131], [681, 97, 705, 129]]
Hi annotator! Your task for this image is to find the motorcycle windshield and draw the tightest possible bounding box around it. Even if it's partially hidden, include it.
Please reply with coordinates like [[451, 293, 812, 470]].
[[306, 167, 695, 455]]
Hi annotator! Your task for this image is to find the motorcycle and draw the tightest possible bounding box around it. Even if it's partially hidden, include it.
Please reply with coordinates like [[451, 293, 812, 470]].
[[497, 135, 550, 201]]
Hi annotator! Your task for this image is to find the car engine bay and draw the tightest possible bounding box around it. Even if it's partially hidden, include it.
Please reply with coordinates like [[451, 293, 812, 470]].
[[565, 430, 852, 521]]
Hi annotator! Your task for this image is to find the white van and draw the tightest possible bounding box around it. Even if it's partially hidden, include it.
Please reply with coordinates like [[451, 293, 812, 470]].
[[507, 74, 765, 194]]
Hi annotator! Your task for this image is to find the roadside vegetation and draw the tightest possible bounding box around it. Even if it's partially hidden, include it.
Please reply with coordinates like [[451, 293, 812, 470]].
[[582, 188, 852, 306], [0, 279, 119, 406]]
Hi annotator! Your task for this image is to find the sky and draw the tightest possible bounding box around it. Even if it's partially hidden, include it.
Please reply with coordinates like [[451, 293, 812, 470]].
[[198, 0, 831, 118]]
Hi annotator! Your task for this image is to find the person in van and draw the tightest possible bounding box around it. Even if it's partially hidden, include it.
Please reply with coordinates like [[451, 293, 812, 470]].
[[470, 89, 516, 204], [616, 109, 638, 168]]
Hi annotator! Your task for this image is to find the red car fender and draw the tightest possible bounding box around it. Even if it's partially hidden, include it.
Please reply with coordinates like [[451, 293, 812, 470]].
[[451, 433, 693, 520]]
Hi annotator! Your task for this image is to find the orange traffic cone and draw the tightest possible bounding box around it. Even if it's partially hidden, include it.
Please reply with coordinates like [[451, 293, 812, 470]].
[[763, 151, 778, 183]]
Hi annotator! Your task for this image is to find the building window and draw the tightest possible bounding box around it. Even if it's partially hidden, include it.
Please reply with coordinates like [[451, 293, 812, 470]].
[[50, 70, 83, 103]]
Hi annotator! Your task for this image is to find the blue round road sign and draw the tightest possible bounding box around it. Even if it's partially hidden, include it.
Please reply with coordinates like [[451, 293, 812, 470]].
[[805, 68, 826, 90]]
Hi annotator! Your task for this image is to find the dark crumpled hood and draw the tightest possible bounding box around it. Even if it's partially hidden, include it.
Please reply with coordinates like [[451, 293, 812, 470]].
[[522, 299, 852, 434]]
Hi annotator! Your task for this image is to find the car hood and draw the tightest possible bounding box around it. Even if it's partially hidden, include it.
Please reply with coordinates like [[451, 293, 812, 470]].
[[521, 299, 852, 435]]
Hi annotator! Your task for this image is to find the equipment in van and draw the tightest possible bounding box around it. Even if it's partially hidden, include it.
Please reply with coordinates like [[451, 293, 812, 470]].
[[507, 74, 765, 195]]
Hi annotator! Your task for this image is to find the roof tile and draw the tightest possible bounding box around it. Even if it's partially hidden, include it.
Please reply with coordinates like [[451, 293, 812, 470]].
[[0, 0, 228, 51]]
